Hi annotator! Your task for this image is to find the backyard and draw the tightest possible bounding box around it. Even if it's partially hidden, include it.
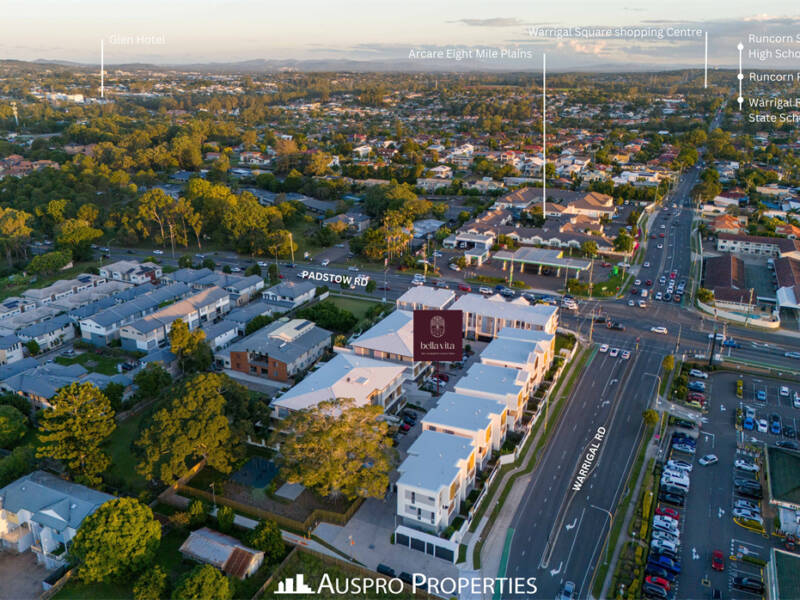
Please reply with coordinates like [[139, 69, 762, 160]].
[[55, 352, 126, 376]]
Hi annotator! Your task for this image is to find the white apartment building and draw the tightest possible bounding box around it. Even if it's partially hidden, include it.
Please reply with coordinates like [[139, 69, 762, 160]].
[[422, 392, 507, 470], [455, 362, 531, 428], [396, 430, 476, 534], [395, 286, 455, 312], [480, 327, 555, 389], [450, 293, 559, 340]]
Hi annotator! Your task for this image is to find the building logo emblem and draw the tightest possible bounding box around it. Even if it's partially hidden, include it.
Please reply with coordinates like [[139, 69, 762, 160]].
[[430, 315, 446, 338], [276, 574, 315, 595]]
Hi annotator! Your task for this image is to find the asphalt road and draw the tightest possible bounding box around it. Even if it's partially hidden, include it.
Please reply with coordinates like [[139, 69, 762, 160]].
[[502, 339, 668, 599]]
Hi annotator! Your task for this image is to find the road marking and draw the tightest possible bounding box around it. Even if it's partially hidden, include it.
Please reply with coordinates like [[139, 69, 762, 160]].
[[549, 561, 562, 576]]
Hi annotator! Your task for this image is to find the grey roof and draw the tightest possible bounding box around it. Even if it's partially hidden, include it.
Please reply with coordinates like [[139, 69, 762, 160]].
[[0, 357, 38, 381], [397, 430, 474, 492], [228, 318, 330, 364], [423, 392, 506, 433], [126, 286, 228, 335], [3, 363, 89, 400], [264, 280, 316, 300], [201, 319, 238, 340], [141, 347, 177, 366], [18, 313, 72, 339], [0, 470, 114, 532], [0, 334, 20, 350], [226, 301, 274, 324], [84, 283, 189, 329], [68, 295, 117, 320], [165, 267, 213, 284]]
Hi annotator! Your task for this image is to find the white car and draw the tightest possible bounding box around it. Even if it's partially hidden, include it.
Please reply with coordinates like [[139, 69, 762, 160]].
[[230, 266, 241, 272], [657, 243, 663, 249], [599, 344, 609, 353], [635, 279, 641, 286], [652, 530, 680, 544], [320, 258, 330, 266], [708, 333, 725, 341], [479, 287, 492, 295], [698, 454, 718, 466], [650, 326, 668, 334], [643, 262, 651, 268], [449, 263, 461, 271], [651, 539, 679, 554], [153, 249, 164, 255], [780, 386, 790, 397], [661, 476, 689, 491], [257, 261, 267, 267], [432, 251, 442, 258], [655, 292, 663, 300], [732, 509, 762, 523], [757, 419, 768, 433], [667, 460, 693, 473], [663, 468, 689, 481], [621, 350, 631, 360], [609, 348, 620, 357], [794, 392, 800, 409], [348, 266, 359, 272], [689, 369, 708, 379], [734, 499, 760, 512], [653, 516, 679, 531], [628, 299, 635, 306], [735, 459, 759, 473]]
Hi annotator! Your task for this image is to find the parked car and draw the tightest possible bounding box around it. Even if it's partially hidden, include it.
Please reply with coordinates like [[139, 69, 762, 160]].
[[757, 418, 769, 433], [645, 575, 671, 592], [599, 344, 609, 353], [688, 381, 706, 392], [655, 506, 680, 519], [645, 564, 675, 583], [770, 413, 782, 434], [780, 386, 790, 397], [732, 576, 764, 594], [734, 499, 760, 512], [743, 417, 755, 431], [556, 581, 575, 600], [666, 460, 692, 473], [732, 508, 762, 522], [689, 369, 708, 379], [609, 348, 620, 357], [734, 459, 759, 473], [642, 582, 671, 599], [458, 284, 471, 292], [777, 441, 799, 450], [658, 492, 685, 506]]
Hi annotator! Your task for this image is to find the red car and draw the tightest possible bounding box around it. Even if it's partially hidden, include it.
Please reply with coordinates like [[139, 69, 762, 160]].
[[659, 232, 665, 238], [651, 234, 657, 239], [436, 373, 450, 383], [399, 422, 410, 432], [645, 279, 653, 286], [656, 506, 680, 519], [458, 284, 471, 292], [712, 550, 724, 571], [645, 575, 671, 591], [601, 262, 611, 268]]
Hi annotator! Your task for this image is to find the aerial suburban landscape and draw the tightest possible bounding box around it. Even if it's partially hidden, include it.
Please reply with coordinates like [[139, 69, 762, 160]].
[[1, 2, 800, 599]]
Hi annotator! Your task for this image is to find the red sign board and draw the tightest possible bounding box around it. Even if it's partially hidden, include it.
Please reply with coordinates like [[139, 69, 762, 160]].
[[413, 310, 463, 362]]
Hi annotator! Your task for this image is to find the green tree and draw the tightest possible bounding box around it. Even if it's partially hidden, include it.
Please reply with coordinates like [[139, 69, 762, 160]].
[[0, 207, 33, 267], [0, 446, 36, 488], [613, 231, 634, 253], [133, 363, 171, 400], [697, 287, 714, 304], [247, 519, 285, 562], [188, 499, 209, 527], [661, 355, 675, 373], [171, 565, 232, 600], [36, 383, 116, 485], [268, 263, 279, 284], [133, 566, 169, 600], [169, 319, 212, 374], [179, 254, 193, 268], [365, 279, 377, 293], [0, 405, 27, 448], [581, 240, 598, 258], [137, 373, 235, 483], [244, 263, 261, 277], [642, 409, 659, 428], [26, 249, 72, 276], [71, 498, 161, 583], [270, 399, 394, 500], [25, 339, 40, 356], [56, 218, 103, 261], [201, 257, 216, 270], [216, 505, 235, 533]]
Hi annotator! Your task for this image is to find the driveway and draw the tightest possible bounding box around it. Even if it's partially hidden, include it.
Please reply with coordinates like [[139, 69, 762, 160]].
[[0, 552, 51, 600]]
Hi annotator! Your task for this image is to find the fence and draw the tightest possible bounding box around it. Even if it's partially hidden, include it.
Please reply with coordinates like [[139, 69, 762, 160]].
[[174, 482, 364, 534], [39, 568, 73, 600]]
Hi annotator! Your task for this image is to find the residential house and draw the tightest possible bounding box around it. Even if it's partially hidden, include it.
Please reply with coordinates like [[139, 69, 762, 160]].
[[322, 212, 371, 233], [0, 471, 114, 569], [454, 362, 531, 428], [396, 430, 476, 534], [262, 280, 316, 309], [218, 318, 330, 382], [346, 310, 430, 380], [99, 260, 162, 285], [271, 353, 406, 419], [21, 274, 107, 306], [421, 392, 508, 469], [17, 314, 75, 351], [200, 319, 239, 351], [179, 527, 264, 579], [480, 327, 555, 389], [119, 286, 230, 352], [0, 335, 23, 366]]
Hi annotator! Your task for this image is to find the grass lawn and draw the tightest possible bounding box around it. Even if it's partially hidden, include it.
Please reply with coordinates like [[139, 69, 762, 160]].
[[55, 352, 124, 376], [102, 401, 162, 494], [325, 296, 383, 321]]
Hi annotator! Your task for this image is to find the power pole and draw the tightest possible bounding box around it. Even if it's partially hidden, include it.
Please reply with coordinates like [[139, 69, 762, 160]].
[[589, 307, 595, 343], [288, 231, 295, 265]]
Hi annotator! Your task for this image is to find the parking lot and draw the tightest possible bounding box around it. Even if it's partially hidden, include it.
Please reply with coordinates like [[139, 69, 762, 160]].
[[658, 369, 797, 600]]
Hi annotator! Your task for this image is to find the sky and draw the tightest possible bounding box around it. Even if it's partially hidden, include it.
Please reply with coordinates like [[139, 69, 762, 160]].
[[1, 0, 799, 70]]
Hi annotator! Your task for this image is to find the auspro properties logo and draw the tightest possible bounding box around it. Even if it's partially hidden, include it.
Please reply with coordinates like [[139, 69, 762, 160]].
[[275, 572, 538, 596]]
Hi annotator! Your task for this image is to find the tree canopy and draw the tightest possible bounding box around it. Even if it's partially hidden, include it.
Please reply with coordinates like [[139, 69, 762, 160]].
[[171, 565, 232, 600], [136, 373, 235, 483], [269, 399, 395, 500], [71, 498, 161, 583], [36, 382, 116, 485], [169, 318, 212, 374]]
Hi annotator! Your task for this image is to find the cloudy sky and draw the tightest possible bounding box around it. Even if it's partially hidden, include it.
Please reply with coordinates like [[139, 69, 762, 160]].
[[1, 0, 798, 69]]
